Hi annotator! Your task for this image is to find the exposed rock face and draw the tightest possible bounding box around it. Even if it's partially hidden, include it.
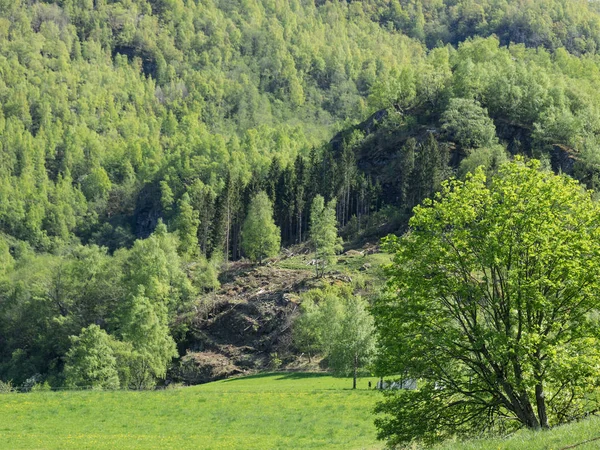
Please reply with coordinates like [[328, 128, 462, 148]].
[[175, 352, 243, 385], [551, 144, 577, 174], [133, 182, 162, 239]]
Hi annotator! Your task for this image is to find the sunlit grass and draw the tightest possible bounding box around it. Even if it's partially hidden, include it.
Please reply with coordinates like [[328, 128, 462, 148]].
[[0, 373, 382, 449], [435, 415, 600, 450]]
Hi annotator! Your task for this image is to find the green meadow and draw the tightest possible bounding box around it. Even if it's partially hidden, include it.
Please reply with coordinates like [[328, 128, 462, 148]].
[[3, 371, 600, 449], [437, 416, 600, 450], [0, 373, 381, 450]]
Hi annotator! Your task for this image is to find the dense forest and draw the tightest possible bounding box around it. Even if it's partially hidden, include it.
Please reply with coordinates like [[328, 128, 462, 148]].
[[3, 0, 600, 402]]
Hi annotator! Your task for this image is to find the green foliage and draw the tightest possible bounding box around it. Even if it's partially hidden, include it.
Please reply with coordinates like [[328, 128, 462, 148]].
[[174, 193, 200, 258], [186, 254, 221, 293], [0, 236, 14, 279], [441, 98, 497, 150], [458, 145, 509, 179], [0, 380, 14, 393], [374, 159, 600, 446], [241, 191, 281, 264], [121, 221, 195, 315], [4, 0, 600, 401], [295, 286, 375, 388], [309, 195, 343, 277], [119, 287, 177, 389], [81, 167, 112, 202], [64, 325, 120, 390]]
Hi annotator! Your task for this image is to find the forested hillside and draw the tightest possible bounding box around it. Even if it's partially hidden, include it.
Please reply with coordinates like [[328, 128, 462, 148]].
[[3, 0, 600, 395]]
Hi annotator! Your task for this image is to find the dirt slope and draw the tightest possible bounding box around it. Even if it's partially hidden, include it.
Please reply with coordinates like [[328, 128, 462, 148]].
[[172, 261, 319, 384]]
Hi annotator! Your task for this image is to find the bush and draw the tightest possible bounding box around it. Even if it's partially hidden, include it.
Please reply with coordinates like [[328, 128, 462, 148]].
[[0, 380, 14, 393]]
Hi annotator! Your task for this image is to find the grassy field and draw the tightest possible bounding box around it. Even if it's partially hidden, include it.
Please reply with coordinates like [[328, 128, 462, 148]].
[[3, 371, 600, 450], [436, 416, 600, 450], [0, 373, 381, 450]]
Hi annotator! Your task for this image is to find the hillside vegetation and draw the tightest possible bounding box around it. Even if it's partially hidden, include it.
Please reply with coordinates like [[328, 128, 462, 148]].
[[4, 0, 600, 447]]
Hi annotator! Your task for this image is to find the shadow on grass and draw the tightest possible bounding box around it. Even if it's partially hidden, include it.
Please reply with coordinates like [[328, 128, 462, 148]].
[[222, 372, 331, 383]]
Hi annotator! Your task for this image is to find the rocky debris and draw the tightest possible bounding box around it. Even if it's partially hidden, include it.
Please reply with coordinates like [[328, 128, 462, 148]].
[[362, 243, 380, 255], [174, 263, 317, 384], [172, 351, 244, 385], [328, 271, 352, 283]]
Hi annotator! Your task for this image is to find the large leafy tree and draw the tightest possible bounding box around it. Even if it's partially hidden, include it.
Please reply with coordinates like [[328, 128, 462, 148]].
[[64, 325, 120, 390], [441, 98, 497, 150], [374, 159, 600, 446], [118, 287, 177, 390], [241, 191, 281, 264]]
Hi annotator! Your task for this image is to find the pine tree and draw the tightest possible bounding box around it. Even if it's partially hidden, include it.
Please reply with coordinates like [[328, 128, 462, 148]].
[[400, 138, 416, 210], [293, 155, 309, 243], [241, 191, 281, 264]]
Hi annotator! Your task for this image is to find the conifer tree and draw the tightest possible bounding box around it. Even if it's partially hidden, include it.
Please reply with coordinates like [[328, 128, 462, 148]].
[[400, 138, 416, 210], [293, 155, 309, 243]]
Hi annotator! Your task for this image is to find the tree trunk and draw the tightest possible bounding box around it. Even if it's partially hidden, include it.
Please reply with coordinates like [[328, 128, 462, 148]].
[[314, 242, 319, 278], [353, 353, 358, 390], [225, 203, 230, 262], [535, 384, 549, 428]]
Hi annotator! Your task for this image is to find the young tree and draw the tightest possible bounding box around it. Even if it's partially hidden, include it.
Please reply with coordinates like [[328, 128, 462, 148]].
[[174, 193, 200, 257], [64, 325, 120, 390], [241, 191, 281, 264], [122, 220, 195, 316], [292, 296, 322, 364], [309, 195, 343, 277], [374, 159, 600, 446], [294, 286, 375, 389], [119, 287, 178, 389]]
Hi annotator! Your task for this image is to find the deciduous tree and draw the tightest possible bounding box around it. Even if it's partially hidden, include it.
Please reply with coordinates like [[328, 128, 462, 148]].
[[241, 191, 281, 264], [64, 325, 120, 390], [374, 159, 600, 446], [309, 195, 343, 277], [294, 286, 375, 389]]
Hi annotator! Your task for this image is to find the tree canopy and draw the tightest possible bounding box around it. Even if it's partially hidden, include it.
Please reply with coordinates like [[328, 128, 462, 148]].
[[294, 286, 375, 389], [5, 0, 600, 399], [241, 191, 281, 264], [310, 195, 343, 277], [373, 159, 600, 446]]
